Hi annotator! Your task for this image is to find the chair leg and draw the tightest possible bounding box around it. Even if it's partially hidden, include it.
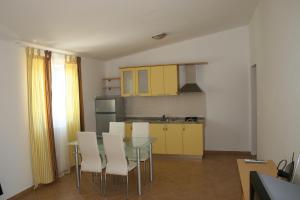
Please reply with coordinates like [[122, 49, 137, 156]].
[[100, 172, 103, 194], [104, 173, 107, 196], [126, 175, 129, 199], [144, 161, 147, 184], [123, 176, 126, 197], [147, 160, 149, 182]]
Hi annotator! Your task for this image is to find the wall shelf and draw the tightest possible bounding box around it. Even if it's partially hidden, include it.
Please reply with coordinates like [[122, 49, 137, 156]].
[[102, 77, 121, 93], [103, 86, 120, 90], [102, 77, 120, 81]]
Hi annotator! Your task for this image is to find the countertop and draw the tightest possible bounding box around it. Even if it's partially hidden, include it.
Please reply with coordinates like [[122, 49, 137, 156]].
[[124, 117, 205, 124]]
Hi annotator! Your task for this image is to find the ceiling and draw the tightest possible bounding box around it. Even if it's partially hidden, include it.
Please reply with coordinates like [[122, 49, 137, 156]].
[[0, 0, 259, 60]]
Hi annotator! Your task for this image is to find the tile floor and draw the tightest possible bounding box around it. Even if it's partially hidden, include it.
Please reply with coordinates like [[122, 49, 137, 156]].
[[16, 154, 250, 200]]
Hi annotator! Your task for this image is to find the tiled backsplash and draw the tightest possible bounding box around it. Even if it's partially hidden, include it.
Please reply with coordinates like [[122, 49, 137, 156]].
[[125, 93, 206, 117]]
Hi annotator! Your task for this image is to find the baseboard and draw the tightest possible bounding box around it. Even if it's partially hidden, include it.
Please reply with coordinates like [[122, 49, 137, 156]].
[[204, 150, 252, 156], [153, 154, 203, 160], [7, 186, 34, 200], [153, 151, 253, 159]]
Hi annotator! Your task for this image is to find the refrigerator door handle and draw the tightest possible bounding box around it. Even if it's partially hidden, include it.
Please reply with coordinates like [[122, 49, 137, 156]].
[[95, 112, 116, 114]]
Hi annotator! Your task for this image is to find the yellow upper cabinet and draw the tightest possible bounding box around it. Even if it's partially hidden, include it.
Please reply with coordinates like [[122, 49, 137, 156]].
[[163, 65, 178, 95], [150, 66, 164, 96], [182, 124, 203, 156], [120, 64, 178, 97], [150, 65, 178, 96], [120, 68, 136, 96], [135, 67, 151, 96]]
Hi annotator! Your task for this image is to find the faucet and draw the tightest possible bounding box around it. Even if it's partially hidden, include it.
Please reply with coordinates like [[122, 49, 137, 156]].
[[161, 114, 167, 121]]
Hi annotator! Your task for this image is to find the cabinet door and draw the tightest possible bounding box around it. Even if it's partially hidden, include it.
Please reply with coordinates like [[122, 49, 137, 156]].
[[149, 124, 166, 154], [165, 124, 183, 154], [120, 68, 135, 96], [136, 67, 151, 96], [182, 124, 203, 156], [125, 123, 132, 138], [164, 65, 178, 95], [150, 66, 164, 96]]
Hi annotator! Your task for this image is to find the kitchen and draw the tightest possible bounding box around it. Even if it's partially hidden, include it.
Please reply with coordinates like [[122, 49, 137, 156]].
[[96, 64, 206, 157]]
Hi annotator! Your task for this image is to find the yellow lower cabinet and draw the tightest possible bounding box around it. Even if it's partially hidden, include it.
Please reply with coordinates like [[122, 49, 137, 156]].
[[125, 123, 132, 138], [149, 123, 166, 154], [182, 124, 203, 156], [165, 124, 183, 154]]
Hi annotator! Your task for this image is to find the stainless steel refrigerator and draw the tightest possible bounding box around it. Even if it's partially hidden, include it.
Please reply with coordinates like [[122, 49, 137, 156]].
[[95, 96, 125, 137]]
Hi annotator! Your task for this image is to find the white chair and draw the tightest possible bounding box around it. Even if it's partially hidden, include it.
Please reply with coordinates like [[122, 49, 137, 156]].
[[77, 131, 106, 192], [292, 153, 300, 184], [102, 132, 137, 198], [132, 122, 149, 137], [131, 122, 150, 183], [109, 122, 125, 138]]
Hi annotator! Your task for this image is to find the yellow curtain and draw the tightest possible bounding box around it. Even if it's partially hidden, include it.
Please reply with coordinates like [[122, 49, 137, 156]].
[[26, 48, 55, 186], [65, 56, 81, 166]]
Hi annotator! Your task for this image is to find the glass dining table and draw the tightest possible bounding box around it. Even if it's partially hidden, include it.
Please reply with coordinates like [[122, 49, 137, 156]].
[[69, 137, 156, 196]]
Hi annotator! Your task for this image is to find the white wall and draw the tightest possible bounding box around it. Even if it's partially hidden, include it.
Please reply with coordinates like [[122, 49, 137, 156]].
[[0, 40, 33, 199], [81, 58, 105, 131], [249, 0, 300, 163], [105, 26, 251, 151]]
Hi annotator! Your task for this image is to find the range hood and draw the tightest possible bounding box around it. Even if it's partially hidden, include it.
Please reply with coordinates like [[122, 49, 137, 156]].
[[179, 65, 203, 93]]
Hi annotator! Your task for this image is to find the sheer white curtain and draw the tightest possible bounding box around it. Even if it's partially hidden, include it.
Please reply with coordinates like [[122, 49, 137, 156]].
[[51, 53, 69, 176]]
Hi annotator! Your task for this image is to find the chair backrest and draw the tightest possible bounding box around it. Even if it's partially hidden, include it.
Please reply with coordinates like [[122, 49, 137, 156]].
[[102, 132, 128, 176], [132, 122, 149, 137], [292, 153, 300, 184], [109, 122, 125, 138], [77, 131, 102, 171]]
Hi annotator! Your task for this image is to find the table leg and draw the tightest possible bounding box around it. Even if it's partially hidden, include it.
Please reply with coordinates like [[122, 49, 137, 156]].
[[136, 148, 141, 195], [149, 144, 153, 182], [74, 145, 80, 190]]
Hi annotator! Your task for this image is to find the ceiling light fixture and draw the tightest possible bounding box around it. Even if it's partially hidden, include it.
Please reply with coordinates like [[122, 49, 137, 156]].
[[152, 33, 167, 40]]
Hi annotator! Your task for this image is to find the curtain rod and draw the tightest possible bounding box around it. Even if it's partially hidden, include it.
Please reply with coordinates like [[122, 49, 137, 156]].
[[15, 40, 78, 56]]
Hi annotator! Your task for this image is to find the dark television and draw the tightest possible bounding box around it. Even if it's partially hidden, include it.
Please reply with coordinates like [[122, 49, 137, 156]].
[[250, 171, 300, 200]]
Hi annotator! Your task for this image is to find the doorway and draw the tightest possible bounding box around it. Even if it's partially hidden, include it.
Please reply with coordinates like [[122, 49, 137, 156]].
[[251, 64, 257, 155]]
